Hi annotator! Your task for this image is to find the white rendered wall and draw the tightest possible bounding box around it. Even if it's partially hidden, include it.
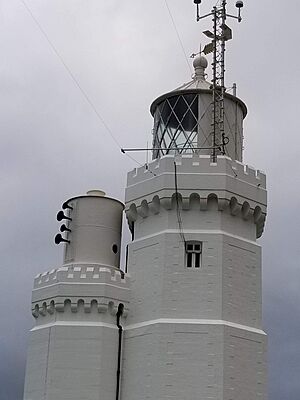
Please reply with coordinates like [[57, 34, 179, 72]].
[[23, 193, 129, 400], [25, 324, 119, 400], [126, 229, 262, 327], [122, 322, 266, 400], [23, 265, 130, 400], [122, 154, 267, 400]]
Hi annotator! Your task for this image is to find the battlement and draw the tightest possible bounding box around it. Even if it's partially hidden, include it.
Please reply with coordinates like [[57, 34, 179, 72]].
[[126, 155, 267, 223], [125, 155, 267, 239], [31, 264, 130, 320], [127, 155, 266, 189], [34, 264, 129, 289]]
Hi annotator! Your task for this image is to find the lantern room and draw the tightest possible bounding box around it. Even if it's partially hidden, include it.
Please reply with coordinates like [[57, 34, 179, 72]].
[[150, 55, 247, 161]]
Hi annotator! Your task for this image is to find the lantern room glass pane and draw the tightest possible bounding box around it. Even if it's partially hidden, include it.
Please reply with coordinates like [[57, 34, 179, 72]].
[[152, 94, 199, 159]]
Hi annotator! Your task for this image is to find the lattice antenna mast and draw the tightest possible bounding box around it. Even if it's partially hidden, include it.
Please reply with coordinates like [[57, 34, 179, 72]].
[[193, 0, 244, 161]]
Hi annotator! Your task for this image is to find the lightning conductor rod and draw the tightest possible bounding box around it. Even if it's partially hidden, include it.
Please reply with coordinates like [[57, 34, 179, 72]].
[[193, 0, 244, 162]]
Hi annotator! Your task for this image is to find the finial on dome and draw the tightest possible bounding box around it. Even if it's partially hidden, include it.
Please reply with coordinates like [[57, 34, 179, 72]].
[[193, 54, 208, 80]]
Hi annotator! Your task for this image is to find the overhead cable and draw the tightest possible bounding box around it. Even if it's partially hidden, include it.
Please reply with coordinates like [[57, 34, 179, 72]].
[[20, 0, 122, 147], [163, 0, 193, 75], [20, 0, 157, 177]]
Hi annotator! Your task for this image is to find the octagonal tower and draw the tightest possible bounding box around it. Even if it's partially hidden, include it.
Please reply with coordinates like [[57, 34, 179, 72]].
[[122, 56, 267, 400]]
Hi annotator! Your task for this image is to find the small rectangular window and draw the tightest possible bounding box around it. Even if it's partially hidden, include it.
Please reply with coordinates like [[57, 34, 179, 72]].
[[185, 241, 202, 269], [187, 252, 193, 268], [195, 253, 200, 268]]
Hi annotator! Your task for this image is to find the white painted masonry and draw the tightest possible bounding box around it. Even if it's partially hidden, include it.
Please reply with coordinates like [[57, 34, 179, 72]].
[[23, 194, 130, 400], [23, 55, 268, 400], [122, 151, 267, 399]]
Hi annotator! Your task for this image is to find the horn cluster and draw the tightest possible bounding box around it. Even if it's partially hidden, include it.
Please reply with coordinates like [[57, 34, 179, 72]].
[[54, 234, 70, 245], [54, 201, 72, 245]]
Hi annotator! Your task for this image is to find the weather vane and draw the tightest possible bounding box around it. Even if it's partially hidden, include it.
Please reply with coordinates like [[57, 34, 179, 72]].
[[193, 0, 244, 161]]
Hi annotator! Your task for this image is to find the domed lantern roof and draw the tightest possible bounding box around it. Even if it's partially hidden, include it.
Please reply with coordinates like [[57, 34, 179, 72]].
[[150, 54, 247, 161]]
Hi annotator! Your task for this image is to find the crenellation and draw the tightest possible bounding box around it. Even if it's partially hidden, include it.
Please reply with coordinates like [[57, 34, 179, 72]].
[[31, 263, 130, 324], [125, 157, 267, 233], [33, 264, 129, 289], [32, 264, 130, 318], [35, 269, 58, 287], [127, 155, 266, 189], [256, 170, 267, 187], [245, 164, 256, 177]]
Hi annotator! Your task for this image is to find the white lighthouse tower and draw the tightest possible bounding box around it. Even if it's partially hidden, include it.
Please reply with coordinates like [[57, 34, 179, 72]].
[[122, 54, 267, 399], [121, 2, 267, 397], [23, 2, 268, 399]]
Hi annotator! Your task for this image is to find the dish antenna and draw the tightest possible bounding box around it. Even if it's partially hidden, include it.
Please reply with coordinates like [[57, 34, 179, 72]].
[[193, 0, 244, 161]]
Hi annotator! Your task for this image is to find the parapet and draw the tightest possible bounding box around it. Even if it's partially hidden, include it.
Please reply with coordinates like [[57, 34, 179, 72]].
[[127, 154, 266, 189], [125, 155, 267, 238], [34, 264, 129, 288], [32, 264, 130, 318]]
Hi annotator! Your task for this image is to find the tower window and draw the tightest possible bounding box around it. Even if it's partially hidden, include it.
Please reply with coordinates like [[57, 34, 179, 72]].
[[185, 242, 202, 268]]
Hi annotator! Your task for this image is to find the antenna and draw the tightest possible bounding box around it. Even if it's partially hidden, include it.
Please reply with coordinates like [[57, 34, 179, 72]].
[[193, 0, 244, 161], [194, 0, 202, 21]]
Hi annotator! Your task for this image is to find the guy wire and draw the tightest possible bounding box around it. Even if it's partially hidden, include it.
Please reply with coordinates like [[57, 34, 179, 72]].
[[20, 0, 157, 178], [164, 0, 193, 75]]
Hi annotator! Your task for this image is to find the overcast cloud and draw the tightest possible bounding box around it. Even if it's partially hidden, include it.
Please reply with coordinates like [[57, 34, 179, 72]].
[[0, 1, 299, 399]]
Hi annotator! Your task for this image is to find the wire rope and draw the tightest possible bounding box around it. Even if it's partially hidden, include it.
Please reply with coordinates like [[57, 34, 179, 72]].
[[163, 0, 193, 75], [20, 0, 157, 177]]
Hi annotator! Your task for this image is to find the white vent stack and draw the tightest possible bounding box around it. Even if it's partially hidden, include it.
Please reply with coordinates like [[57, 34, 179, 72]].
[[63, 190, 124, 267]]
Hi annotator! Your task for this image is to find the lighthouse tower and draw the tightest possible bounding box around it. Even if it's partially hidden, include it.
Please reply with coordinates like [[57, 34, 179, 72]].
[[23, 191, 130, 399], [23, 4, 268, 400], [122, 54, 267, 400]]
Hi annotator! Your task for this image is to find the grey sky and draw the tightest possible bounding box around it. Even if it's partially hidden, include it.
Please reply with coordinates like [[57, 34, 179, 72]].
[[0, 0, 299, 399]]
